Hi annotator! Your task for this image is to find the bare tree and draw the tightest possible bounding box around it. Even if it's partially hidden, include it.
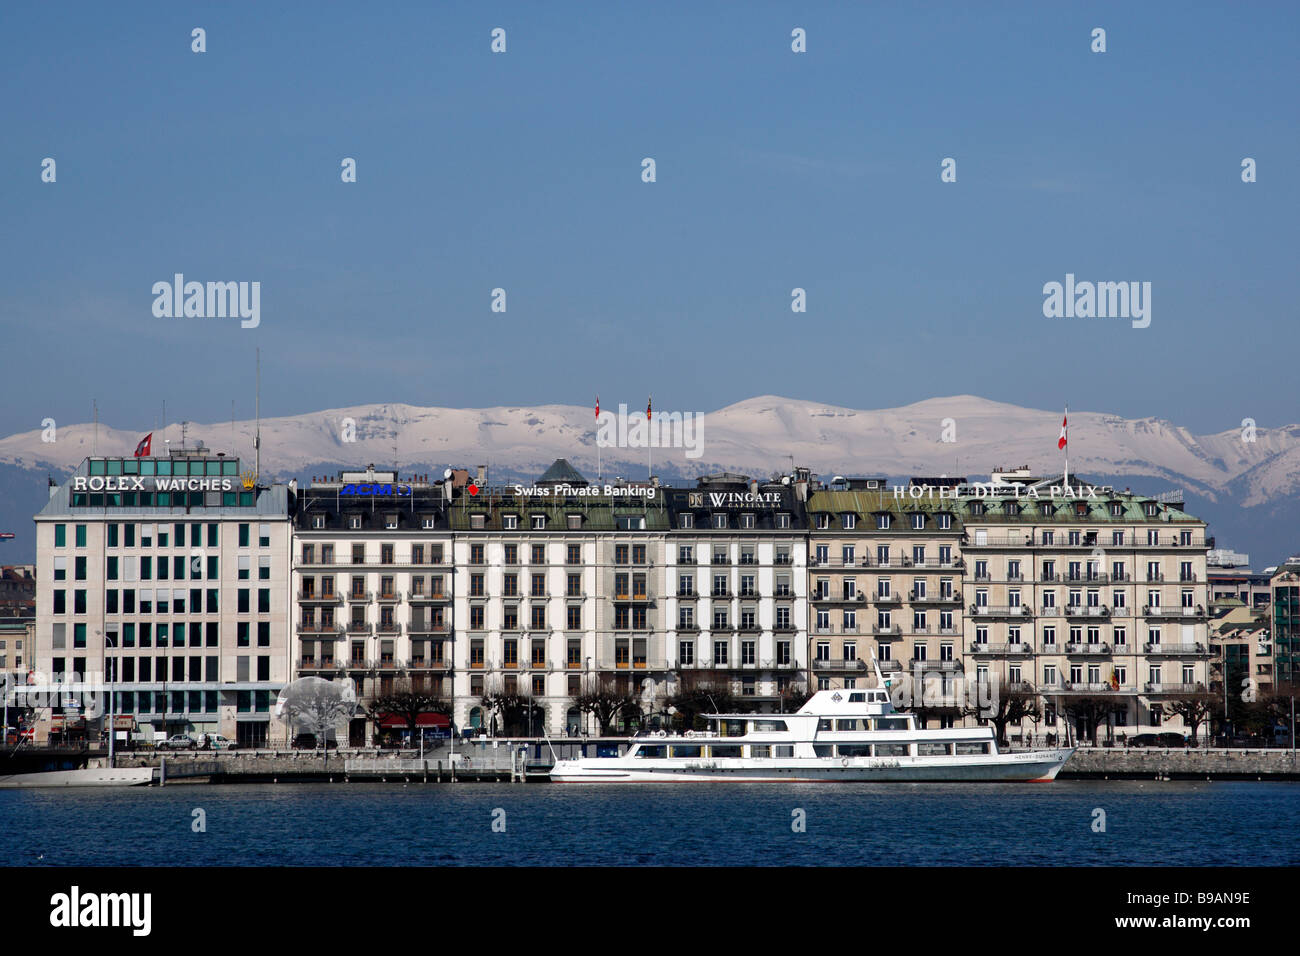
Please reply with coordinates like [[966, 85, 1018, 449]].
[[276, 677, 357, 749], [575, 679, 638, 735], [1166, 692, 1215, 743], [961, 685, 1040, 746], [479, 690, 544, 737], [1059, 695, 1127, 746]]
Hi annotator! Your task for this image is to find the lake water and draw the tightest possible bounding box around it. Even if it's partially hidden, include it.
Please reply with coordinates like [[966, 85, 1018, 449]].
[[3, 780, 1296, 866]]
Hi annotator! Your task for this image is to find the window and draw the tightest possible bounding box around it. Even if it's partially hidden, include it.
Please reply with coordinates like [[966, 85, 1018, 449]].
[[842, 513, 856, 530], [911, 513, 925, 530], [503, 514, 518, 530], [259, 524, 270, 547], [876, 514, 890, 530]]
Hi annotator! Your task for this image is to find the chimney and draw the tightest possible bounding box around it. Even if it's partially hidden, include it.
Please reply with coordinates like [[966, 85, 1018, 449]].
[[476, 465, 487, 486]]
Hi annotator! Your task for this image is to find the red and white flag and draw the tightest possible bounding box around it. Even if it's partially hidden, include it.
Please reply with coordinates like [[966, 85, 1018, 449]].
[[1058, 413, 1068, 450], [646, 396, 652, 421], [134, 433, 152, 458], [595, 396, 600, 420]]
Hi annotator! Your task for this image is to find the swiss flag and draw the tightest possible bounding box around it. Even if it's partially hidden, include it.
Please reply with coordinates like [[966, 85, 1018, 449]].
[[1058, 414, 1068, 451], [595, 396, 600, 421], [134, 433, 153, 458]]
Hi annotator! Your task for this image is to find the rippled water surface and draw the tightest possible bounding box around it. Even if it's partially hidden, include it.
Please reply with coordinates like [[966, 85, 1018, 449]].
[[3, 780, 1296, 866]]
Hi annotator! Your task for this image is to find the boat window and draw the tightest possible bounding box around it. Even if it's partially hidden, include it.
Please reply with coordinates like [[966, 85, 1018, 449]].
[[955, 741, 990, 755], [750, 745, 771, 758], [635, 745, 666, 758], [812, 745, 833, 758], [875, 743, 910, 757], [849, 692, 867, 702], [774, 745, 794, 758], [917, 742, 952, 756], [835, 719, 860, 731], [837, 744, 872, 757], [817, 718, 833, 732], [670, 745, 702, 758], [720, 720, 747, 738], [752, 720, 788, 733], [871, 693, 888, 702], [711, 745, 742, 758], [874, 717, 910, 731]]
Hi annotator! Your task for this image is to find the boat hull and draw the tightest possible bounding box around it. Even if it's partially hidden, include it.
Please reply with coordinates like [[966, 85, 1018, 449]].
[[549, 748, 1074, 783], [0, 767, 155, 788]]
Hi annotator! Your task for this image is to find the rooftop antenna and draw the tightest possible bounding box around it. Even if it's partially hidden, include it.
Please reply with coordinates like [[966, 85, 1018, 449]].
[[180, 420, 189, 451], [161, 399, 166, 450], [254, 347, 261, 480], [92, 400, 98, 456]]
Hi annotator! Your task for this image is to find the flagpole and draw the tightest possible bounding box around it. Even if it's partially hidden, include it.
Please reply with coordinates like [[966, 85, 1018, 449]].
[[1064, 404, 1069, 487]]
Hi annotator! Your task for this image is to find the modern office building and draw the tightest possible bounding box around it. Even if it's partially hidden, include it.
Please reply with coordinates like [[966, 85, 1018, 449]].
[[27, 448, 292, 746], [1270, 557, 1300, 686]]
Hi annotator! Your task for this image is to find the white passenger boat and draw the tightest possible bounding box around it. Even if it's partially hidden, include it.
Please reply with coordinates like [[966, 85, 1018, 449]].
[[550, 666, 1073, 783], [0, 766, 154, 788]]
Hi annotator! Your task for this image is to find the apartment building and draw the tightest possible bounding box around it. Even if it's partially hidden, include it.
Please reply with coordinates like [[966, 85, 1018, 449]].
[[805, 479, 964, 709], [662, 473, 809, 710], [290, 467, 455, 746], [28, 450, 292, 746], [448, 461, 670, 735]]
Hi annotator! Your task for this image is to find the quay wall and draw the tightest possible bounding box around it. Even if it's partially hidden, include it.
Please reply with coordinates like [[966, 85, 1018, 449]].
[[1061, 747, 1300, 779]]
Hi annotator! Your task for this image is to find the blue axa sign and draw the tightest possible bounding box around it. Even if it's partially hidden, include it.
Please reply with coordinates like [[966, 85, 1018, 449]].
[[340, 483, 412, 497]]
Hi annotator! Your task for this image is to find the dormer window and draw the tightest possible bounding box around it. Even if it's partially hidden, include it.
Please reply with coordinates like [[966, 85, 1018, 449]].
[[775, 513, 790, 529], [1074, 502, 1088, 517], [911, 514, 925, 530], [1110, 502, 1123, 517], [1041, 503, 1055, 516], [422, 516, 436, 529], [815, 514, 830, 530], [503, 514, 519, 530], [712, 513, 727, 529], [566, 514, 582, 530], [349, 515, 362, 530], [1144, 503, 1158, 517], [679, 513, 694, 529], [970, 502, 985, 516], [531, 514, 546, 530], [842, 513, 856, 530], [385, 514, 398, 530], [312, 515, 325, 530], [1006, 502, 1020, 516], [876, 514, 891, 530], [740, 513, 756, 529], [936, 513, 952, 530], [470, 514, 486, 530]]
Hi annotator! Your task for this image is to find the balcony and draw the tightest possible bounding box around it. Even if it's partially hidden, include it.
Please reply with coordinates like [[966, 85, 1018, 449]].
[[965, 536, 1034, 548], [677, 588, 697, 598], [296, 623, 344, 636], [407, 658, 452, 671], [1064, 642, 1112, 656], [1144, 682, 1207, 695], [1143, 643, 1206, 655], [407, 622, 451, 637], [968, 605, 1033, 618], [1143, 605, 1206, 619], [407, 591, 450, 603], [878, 660, 903, 673], [968, 643, 1034, 656], [875, 593, 901, 604], [297, 658, 339, 673], [375, 622, 403, 636], [346, 622, 373, 635], [297, 590, 342, 604], [872, 625, 902, 636], [812, 659, 868, 672], [774, 554, 793, 565], [910, 660, 961, 673], [1047, 682, 1136, 695], [347, 591, 373, 603], [1064, 605, 1110, 619], [710, 590, 732, 599]]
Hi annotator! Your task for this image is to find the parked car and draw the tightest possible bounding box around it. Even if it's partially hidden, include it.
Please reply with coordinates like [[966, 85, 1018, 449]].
[[199, 733, 237, 751], [160, 734, 197, 750], [1129, 732, 1190, 748]]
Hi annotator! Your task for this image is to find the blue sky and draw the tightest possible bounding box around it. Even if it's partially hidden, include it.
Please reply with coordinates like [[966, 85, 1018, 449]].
[[2, 1, 1296, 438]]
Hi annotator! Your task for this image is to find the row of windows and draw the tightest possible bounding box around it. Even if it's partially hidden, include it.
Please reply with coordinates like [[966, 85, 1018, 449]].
[[53, 523, 273, 548], [812, 512, 953, 531], [50, 620, 272, 649], [51, 588, 273, 615]]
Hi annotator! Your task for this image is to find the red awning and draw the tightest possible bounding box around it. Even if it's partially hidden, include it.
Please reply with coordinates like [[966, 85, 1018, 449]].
[[375, 712, 450, 729]]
